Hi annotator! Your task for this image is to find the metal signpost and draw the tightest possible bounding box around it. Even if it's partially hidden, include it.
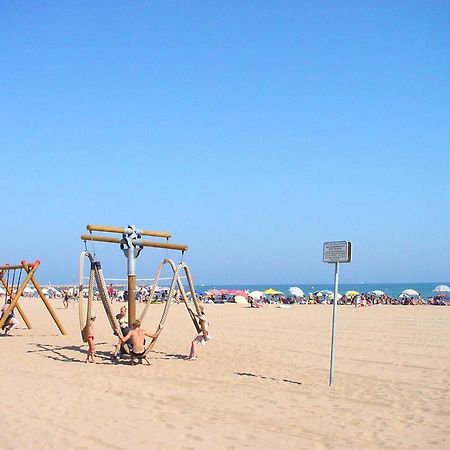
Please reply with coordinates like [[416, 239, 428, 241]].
[[323, 241, 352, 386]]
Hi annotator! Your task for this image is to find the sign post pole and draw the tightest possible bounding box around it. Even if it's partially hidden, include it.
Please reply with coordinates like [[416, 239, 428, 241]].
[[323, 240, 352, 387], [329, 261, 339, 386]]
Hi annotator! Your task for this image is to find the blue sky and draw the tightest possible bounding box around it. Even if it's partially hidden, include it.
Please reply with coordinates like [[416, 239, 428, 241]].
[[1, 1, 449, 285]]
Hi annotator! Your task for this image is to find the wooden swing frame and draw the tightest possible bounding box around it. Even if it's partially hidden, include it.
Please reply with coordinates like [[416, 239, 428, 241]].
[[0, 260, 67, 335]]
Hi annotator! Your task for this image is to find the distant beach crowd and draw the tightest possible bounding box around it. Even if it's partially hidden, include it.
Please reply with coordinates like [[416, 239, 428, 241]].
[[11, 283, 448, 308]]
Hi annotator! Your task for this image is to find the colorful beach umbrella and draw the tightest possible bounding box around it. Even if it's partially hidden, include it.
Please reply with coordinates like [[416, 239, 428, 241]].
[[345, 290, 359, 298], [206, 289, 222, 296], [264, 288, 283, 295], [433, 285, 450, 293]]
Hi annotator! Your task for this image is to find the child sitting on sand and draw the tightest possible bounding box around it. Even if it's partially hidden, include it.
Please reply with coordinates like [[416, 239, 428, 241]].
[[187, 305, 210, 361], [85, 314, 96, 363], [1, 300, 19, 336]]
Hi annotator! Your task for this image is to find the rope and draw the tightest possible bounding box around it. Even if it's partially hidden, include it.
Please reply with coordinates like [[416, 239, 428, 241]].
[[10, 269, 16, 302], [4, 268, 10, 303], [92, 259, 129, 354], [78, 251, 94, 341], [16, 268, 23, 297], [140, 262, 182, 356], [138, 258, 176, 323], [78, 250, 130, 353], [179, 262, 205, 335], [138, 259, 204, 357]]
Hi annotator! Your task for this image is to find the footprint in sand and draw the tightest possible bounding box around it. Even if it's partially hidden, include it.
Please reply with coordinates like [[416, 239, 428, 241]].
[[185, 433, 204, 442]]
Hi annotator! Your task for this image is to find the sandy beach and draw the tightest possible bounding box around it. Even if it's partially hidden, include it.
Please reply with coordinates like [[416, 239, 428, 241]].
[[1, 298, 449, 449]]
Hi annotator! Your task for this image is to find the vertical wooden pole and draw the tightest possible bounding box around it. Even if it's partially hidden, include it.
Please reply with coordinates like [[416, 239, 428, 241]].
[[128, 274, 136, 325], [30, 274, 67, 335], [22, 261, 67, 335]]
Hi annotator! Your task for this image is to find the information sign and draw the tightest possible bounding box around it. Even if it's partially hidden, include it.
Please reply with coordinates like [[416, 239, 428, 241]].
[[323, 241, 352, 263]]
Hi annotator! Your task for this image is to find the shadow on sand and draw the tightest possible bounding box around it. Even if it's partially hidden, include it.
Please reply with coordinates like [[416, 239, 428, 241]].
[[27, 343, 189, 365], [235, 371, 302, 386], [26, 342, 130, 365]]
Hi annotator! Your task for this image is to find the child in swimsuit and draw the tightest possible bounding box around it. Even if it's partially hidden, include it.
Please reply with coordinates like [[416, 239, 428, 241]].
[[85, 315, 96, 363], [187, 305, 210, 360]]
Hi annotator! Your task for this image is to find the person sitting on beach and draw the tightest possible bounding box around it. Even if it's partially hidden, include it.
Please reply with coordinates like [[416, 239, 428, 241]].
[[120, 319, 160, 365], [85, 314, 96, 363], [187, 306, 210, 361], [1, 300, 19, 336]]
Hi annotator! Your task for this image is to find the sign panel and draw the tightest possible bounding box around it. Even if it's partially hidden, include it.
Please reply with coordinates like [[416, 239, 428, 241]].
[[323, 241, 352, 263]]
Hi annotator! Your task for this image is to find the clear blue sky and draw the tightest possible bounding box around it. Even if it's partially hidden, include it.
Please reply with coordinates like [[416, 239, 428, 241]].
[[1, 1, 449, 285]]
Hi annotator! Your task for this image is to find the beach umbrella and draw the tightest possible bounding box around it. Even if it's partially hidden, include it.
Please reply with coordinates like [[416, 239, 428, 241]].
[[320, 290, 333, 296], [264, 288, 283, 295], [402, 289, 420, 297], [289, 287, 304, 297], [227, 290, 247, 297], [433, 285, 450, 293], [370, 290, 385, 296], [345, 290, 359, 298], [249, 290, 263, 299], [328, 292, 342, 300], [206, 289, 223, 296], [234, 295, 248, 304]]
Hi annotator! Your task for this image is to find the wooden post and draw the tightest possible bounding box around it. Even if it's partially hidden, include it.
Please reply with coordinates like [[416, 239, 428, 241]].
[[128, 274, 136, 325], [23, 261, 67, 335]]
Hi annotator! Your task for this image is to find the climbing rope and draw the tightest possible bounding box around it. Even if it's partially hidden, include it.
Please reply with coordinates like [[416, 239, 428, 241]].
[[78, 250, 129, 352], [137, 259, 205, 357]]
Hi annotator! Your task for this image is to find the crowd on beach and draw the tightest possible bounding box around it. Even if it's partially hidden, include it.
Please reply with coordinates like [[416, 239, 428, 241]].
[[257, 292, 450, 307]]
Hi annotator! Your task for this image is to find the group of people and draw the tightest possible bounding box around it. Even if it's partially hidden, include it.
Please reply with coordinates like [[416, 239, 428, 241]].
[[84, 304, 210, 364], [245, 293, 449, 307]]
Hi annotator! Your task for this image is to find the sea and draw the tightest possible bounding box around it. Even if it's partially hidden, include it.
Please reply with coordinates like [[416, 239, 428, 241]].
[[195, 282, 450, 299]]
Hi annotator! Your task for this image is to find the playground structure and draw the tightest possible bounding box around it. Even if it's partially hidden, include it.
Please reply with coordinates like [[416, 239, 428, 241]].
[[79, 224, 207, 359], [0, 260, 67, 334]]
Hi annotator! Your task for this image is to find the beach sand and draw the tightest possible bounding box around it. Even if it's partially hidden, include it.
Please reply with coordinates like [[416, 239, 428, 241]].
[[1, 298, 449, 449]]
